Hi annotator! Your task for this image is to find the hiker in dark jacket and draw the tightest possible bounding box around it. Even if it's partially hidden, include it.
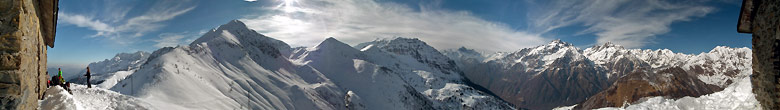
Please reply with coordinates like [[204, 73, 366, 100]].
[[85, 67, 92, 88]]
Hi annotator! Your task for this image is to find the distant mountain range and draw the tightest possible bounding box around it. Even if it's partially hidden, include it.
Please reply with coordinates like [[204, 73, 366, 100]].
[[443, 39, 751, 109]]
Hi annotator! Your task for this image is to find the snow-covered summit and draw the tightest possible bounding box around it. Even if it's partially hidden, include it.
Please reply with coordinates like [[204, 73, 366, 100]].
[[110, 20, 341, 109], [355, 37, 460, 75], [312, 37, 361, 55], [292, 37, 364, 65], [191, 20, 292, 57], [498, 39, 587, 70]]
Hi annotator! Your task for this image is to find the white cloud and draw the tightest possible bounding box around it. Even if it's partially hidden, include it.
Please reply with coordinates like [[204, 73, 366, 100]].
[[527, 0, 714, 48], [119, 0, 196, 38], [57, 13, 116, 36], [241, 0, 548, 52], [57, 0, 196, 45], [154, 32, 199, 48]]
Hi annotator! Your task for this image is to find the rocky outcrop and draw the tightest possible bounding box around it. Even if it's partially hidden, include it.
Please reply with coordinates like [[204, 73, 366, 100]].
[[574, 67, 722, 109], [0, 0, 57, 109]]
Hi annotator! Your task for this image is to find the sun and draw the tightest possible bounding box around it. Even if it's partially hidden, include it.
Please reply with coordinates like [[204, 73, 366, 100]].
[[278, 0, 300, 13]]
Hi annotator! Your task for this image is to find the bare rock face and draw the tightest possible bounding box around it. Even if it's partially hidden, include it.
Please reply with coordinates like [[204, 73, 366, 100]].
[[0, 0, 57, 109]]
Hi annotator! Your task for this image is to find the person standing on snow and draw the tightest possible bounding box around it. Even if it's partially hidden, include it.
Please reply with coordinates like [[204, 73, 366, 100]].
[[84, 67, 92, 88], [58, 68, 64, 84]]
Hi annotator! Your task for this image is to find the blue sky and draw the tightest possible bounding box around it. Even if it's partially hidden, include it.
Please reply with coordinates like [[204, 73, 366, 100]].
[[50, 0, 751, 67]]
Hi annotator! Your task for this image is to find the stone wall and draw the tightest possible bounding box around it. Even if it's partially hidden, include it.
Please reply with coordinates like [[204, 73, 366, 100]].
[[745, 0, 780, 109], [0, 0, 55, 109]]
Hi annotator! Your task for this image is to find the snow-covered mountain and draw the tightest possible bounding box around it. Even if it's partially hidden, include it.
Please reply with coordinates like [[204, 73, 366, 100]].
[[574, 45, 752, 109], [583, 42, 752, 87], [69, 51, 150, 88], [444, 40, 753, 109], [444, 40, 610, 110], [98, 20, 513, 109], [289, 36, 513, 109]]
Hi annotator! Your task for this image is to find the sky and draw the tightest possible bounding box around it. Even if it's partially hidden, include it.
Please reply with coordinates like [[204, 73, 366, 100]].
[[49, 0, 752, 68]]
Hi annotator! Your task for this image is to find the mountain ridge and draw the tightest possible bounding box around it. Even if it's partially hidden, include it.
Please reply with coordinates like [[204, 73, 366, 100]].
[[444, 40, 752, 109], [96, 20, 514, 109]]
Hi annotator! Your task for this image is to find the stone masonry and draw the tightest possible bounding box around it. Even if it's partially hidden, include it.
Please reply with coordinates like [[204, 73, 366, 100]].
[[738, 0, 780, 109], [0, 0, 57, 109]]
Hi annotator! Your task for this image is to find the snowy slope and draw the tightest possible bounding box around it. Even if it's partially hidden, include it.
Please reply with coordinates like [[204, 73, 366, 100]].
[[40, 86, 85, 110], [69, 51, 150, 88], [109, 20, 342, 109], [40, 84, 155, 110], [554, 76, 761, 110], [293, 37, 514, 109], [602, 77, 760, 110]]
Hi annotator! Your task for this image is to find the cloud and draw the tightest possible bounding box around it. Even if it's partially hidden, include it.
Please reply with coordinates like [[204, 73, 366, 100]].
[[153, 32, 199, 48], [57, 13, 116, 35], [241, 0, 548, 52], [526, 0, 714, 48], [118, 0, 196, 37], [57, 0, 196, 45]]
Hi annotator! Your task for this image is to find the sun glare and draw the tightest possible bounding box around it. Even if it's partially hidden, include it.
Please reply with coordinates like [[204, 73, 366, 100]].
[[279, 0, 299, 13]]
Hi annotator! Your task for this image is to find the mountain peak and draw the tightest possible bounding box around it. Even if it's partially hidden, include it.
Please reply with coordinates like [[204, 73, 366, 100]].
[[190, 20, 292, 57], [604, 41, 620, 47], [597, 41, 624, 49], [223, 20, 247, 28], [354, 37, 460, 74], [546, 39, 573, 47], [457, 46, 472, 52], [315, 37, 353, 50], [354, 37, 430, 50], [387, 37, 425, 45], [551, 39, 562, 43], [457, 46, 481, 55], [604, 41, 614, 46]]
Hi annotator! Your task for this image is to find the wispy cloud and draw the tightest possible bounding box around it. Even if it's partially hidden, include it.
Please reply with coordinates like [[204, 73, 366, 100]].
[[57, 0, 196, 45], [153, 31, 200, 48], [526, 0, 714, 48], [119, 0, 196, 37], [57, 13, 116, 35], [242, 0, 548, 52]]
